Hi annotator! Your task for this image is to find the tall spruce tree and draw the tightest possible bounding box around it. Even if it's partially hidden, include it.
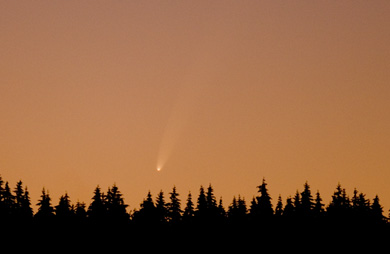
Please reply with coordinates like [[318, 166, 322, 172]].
[[293, 190, 301, 216], [183, 192, 195, 223], [21, 187, 33, 220], [2, 182, 15, 217], [205, 184, 219, 220], [228, 196, 238, 222], [196, 186, 207, 220], [105, 184, 129, 223], [300, 182, 314, 217], [167, 186, 182, 224], [313, 191, 324, 217], [14, 181, 24, 212], [283, 197, 294, 217], [155, 190, 167, 224], [371, 195, 384, 224], [206, 184, 217, 210], [327, 184, 351, 220], [133, 191, 157, 225], [13, 181, 32, 220], [35, 188, 54, 222], [228, 195, 247, 223], [250, 178, 273, 220], [88, 186, 106, 222], [218, 197, 226, 220], [55, 192, 74, 220], [275, 195, 283, 217], [74, 201, 87, 222]]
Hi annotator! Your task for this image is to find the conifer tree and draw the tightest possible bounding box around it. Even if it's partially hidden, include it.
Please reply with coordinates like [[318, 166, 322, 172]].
[[55, 192, 74, 219], [275, 195, 283, 217], [250, 178, 273, 219], [293, 190, 301, 215], [371, 195, 384, 224], [88, 186, 106, 221], [228, 196, 238, 221], [300, 182, 314, 217], [134, 191, 157, 225], [2, 182, 15, 217], [283, 197, 294, 217], [35, 188, 54, 222], [74, 201, 87, 221], [183, 192, 195, 223], [327, 184, 351, 220], [22, 187, 33, 219], [155, 190, 167, 224], [206, 184, 217, 210], [313, 191, 324, 217], [228, 195, 247, 223], [105, 184, 129, 222], [237, 196, 247, 219], [141, 191, 155, 211], [167, 186, 182, 224], [14, 181, 33, 220], [14, 181, 24, 211], [357, 192, 370, 217], [196, 186, 207, 220], [217, 197, 226, 219], [351, 188, 359, 210], [205, 184, 219, 220]]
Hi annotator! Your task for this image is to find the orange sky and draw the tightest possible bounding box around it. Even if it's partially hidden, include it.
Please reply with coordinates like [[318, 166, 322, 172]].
[[1, 1, 389, 213]]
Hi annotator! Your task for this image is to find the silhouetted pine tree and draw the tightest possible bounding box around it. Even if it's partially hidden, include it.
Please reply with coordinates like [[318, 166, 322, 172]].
[[55, 192, 74, 221], [14, 181, 24, 211], [13, 181, 33, 221], [250, 178, 273, 221], [183, 192, 195, 223], [35, 188, 54, 222], [74, 201, 87, 222], [228, 196, 238, 222], [300, 182, 314, 217], [228, 195, 247, 224], [313, 191, 324, 217], [167, 186, 182, 224], [293, 191, 301, 216], [351, 189, 359, 210], [327, 184, 351, 222], [275, 195, 283, 217], [217, 197, 226, 219], [356, 192, 371, 223], [23, 188, 33, 220], [2, 182, 15, 218], [87, 186, 106, 222], [105, 184, 129, 223], [283, 197, 294, 217], [205, 184, 220, 221], [371, 195, 384, 224], [133, 191, 158, 225], [155, 190, 167, 224], [206, 184, 217, 209], [196, 186, 207, 221]]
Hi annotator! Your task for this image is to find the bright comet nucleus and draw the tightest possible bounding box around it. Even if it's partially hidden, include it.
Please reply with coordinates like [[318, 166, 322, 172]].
[[157, 167, 161, 172]]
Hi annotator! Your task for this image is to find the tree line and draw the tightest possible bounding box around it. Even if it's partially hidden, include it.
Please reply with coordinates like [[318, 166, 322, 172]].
[[0, 175, 388, 230]]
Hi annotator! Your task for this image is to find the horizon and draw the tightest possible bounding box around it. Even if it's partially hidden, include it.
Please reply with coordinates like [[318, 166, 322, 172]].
[[0, 174, 386, 215]]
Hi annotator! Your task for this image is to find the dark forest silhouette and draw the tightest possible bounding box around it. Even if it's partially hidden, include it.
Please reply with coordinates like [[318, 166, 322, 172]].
[[0, 175, 388, 233]]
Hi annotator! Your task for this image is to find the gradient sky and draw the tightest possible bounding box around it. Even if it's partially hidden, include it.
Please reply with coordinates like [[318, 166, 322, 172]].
[[1, 1, 390, 212]]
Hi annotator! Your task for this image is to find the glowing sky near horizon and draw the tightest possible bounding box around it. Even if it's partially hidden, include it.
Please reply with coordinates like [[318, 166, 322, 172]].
[[1, 1, 390, 211]]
